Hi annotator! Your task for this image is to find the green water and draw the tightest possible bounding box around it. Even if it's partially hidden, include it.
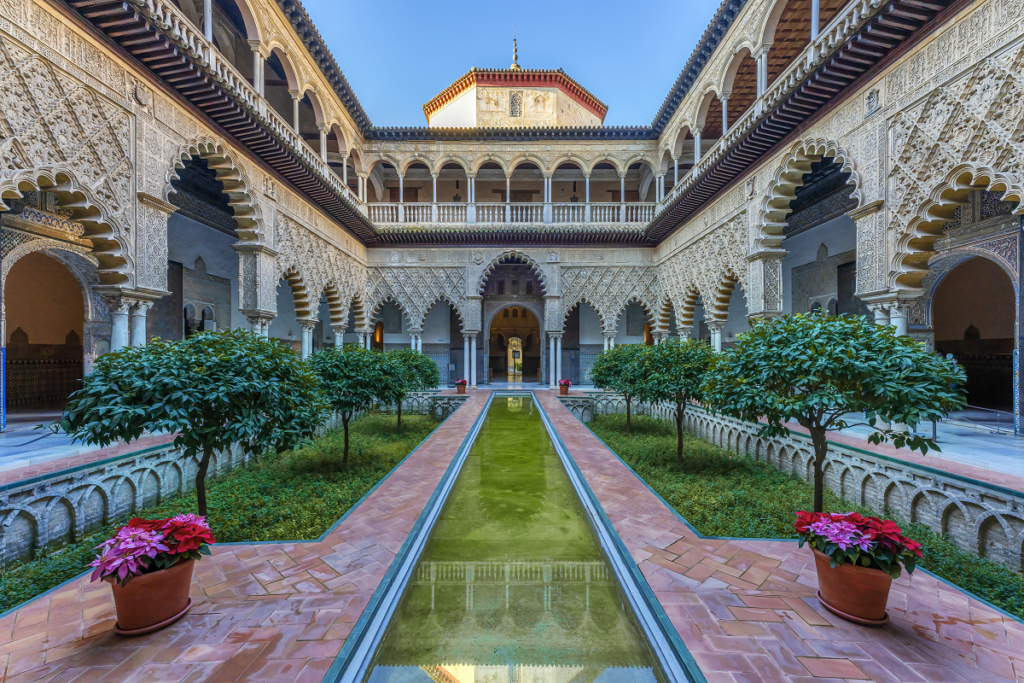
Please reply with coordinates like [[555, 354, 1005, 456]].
[[365, 396, 664, 683]]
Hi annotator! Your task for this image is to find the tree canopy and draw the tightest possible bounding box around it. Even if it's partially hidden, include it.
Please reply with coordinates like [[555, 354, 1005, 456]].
[[590, 343, 651, 433], [637, 338, 718, 467], [308, 344, 391, 466], [58, 329, 328, 514], [381, 348, 441, 429], [701, 313, 966, 511]]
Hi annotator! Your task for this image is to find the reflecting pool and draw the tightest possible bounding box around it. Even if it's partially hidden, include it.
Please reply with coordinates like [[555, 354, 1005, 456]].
[[365, 396, 664, 683]]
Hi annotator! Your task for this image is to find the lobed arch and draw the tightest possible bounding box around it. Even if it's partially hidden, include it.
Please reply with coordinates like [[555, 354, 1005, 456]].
[[0, 166, 132, 286], [477, 250, 550, 296], [892, 163, 1023, 290], [369, 296, 414, 330], [421, 295, 467, 331], [922, 250, 1019, 329], [673, 285, 703, 332], [165, 137, 264, 241], [654, 295, 675, 336], [279, 267, 314, 321], [757, 139, 862, 250], [705, 268, 742, 322], [613, 295, 656, 332], [348, 293, 369, 331], [561, 297, 608, 333], [320, 282, 348, 327]]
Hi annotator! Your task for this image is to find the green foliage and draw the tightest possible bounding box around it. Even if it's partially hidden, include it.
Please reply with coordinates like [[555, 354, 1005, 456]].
[[590, 343, 651, 433], [590, 413, 1024, 619], [702, 312, 966, 449], [382, 349, 441, 429], [308, 345, 392, 464], [636, 338, 718, 466], [57, 329, 330, 514], [0, 413, 435, 613], [701, 313, 967, 511]]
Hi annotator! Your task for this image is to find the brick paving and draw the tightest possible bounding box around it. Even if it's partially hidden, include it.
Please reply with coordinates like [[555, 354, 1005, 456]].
[[0, 433, 178, 486], [0, 392, 490, 683], [534, 391, 1024, 683], [4, 389, 1022, 683]]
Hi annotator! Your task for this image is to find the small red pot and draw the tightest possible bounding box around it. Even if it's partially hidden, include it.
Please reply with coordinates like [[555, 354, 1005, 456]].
[[812, 549, 892, 624], [456, 385, 466, 394], [559, 385, 569, 395], [105, 558, 195, 635]]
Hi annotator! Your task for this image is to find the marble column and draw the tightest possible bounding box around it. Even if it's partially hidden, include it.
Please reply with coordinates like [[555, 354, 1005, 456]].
[[463, 334, 471, 384], [109, 299, 131, 352], [693, 128, 702, 165], [470, 334, 477, 388], [129, 301, 152, 347], [555, 335, 562, 382], [331, 325, 346, 346], [549, 334, 557, 388], [299, 320, 317, 359], [708, 321, 724, 352]]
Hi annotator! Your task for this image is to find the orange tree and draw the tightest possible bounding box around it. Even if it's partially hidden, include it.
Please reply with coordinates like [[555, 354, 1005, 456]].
[[590, 343, 650, 434], [635, 338, 718, 467], [701, 313, 966, 512], [57, 329, 328, 515]]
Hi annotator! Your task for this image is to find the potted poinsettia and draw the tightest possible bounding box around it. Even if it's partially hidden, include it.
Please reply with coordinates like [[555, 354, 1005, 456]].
[[558, 378, 572, 395], [90, 514, 215, 635], [795, 511, 921, 624], [455, 378, 468, 394]]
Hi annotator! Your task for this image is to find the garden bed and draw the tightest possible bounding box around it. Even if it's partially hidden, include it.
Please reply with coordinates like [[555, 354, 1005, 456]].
[[589, 413, 1024, 620], [0, 413, 437, 613]]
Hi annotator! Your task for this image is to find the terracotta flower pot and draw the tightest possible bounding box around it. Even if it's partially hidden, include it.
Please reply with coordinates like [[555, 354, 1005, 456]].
[[456, 385, 466, 394], [812, 549, 892, 625], [105, 558, 195, 635], [559, 385, 569, 395]]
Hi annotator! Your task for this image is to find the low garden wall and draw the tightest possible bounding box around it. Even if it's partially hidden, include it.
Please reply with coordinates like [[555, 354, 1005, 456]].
[[560, 393, 1024, 573], [0, 392, 467, 567]]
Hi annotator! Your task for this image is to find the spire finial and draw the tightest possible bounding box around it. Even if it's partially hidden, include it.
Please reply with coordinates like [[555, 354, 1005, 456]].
[[510, 27, 521, 71]]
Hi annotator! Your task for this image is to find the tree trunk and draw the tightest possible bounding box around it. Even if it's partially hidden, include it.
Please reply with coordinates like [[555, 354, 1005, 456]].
[[809, 426, 829, 513], [625, 397, 632, 434], [396, 399, 402, 431], [342, 415, 351, 468], [675, 404, 685, 468], [196, 445, 213, 516]]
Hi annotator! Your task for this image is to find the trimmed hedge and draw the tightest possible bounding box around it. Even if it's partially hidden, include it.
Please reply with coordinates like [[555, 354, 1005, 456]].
[[0, 413, 436, 613], [589, 413, 1024, 619]]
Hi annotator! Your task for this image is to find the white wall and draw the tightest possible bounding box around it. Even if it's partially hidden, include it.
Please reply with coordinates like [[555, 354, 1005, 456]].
[[781, 216, 857, 314], [167, 214, 246, 330], [579, 304, 603, 344], [268, 280, 299, 342], [614, 302, 647, 344], [423, 304, 451, 344], [428, 89, 476, 128], [723, 286, 750, 342]]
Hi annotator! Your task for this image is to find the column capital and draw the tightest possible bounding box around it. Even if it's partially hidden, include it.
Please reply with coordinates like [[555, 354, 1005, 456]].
[[130, 300, 154, 315], [720, 92, 731, 101], [297, 318, 319, 331], [705, 320, 726, 333], [692, 126, 703, 135]]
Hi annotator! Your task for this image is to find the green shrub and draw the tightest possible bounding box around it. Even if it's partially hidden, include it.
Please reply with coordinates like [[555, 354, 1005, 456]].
[[0, 413, 435, 613], [590, 413, 1024, 619]]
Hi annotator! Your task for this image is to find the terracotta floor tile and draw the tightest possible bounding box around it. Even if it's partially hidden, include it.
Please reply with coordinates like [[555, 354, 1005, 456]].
[[797, 657, 870, 679]]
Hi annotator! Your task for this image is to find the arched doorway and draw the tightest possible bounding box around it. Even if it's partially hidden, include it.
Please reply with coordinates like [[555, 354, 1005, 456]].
[[489, 306, 540, 384], [932, 257, 1016, 411], [4, 252, 85, 414]]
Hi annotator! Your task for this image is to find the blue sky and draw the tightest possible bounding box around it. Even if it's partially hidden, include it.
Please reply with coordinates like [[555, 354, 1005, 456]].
[[301, 0, 724, 128]]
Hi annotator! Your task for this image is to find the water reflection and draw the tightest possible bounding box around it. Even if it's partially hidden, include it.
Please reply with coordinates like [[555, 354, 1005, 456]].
[[364, 397, 662, 683]]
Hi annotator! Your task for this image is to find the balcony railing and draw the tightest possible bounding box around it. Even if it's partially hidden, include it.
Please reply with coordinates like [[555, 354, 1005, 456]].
[[366, 202, 656, 225]]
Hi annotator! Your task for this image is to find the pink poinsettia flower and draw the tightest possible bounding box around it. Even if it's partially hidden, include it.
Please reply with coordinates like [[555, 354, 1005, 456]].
[[89, 526, 169, 582]]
